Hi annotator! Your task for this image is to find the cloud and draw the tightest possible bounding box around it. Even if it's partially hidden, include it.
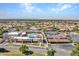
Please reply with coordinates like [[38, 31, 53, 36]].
[[51, 4, 77, 12], [20, 3, 41, 13], [59, 4, 72, 11]]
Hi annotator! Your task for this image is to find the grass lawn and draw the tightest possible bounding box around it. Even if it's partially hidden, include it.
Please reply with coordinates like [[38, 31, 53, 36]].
[[0, 52, 25, 56], [32, 53, 46, 56], [0, 38, 3, 43], [32, 43, 39, 46], [0, 52, 46, 56], [32, 43, 48, 47]]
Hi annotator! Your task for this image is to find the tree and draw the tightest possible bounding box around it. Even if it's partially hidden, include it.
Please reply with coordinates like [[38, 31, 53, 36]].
[[71, 43, 79, 56], [19, 44, 33, 55], [52, 25, 60, 31], [0, 28, 8, 38], [47, 48, 56, 56], [19, 44, 29, 53]]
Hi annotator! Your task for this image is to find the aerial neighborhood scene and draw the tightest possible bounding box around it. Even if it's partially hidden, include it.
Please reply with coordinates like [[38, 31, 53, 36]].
[[0, 3, 79, 56]]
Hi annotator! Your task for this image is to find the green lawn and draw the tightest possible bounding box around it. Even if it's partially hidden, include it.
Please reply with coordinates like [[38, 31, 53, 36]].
[[0, 52, 47, 56], [32, 53, 46, 56], [0, 52, 25, 56]]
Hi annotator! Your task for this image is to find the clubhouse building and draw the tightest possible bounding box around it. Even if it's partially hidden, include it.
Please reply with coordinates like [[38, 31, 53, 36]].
[[3, 30, 71, 43]]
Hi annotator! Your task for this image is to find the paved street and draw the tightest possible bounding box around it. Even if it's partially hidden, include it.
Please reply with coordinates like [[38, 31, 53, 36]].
[[0, 42, 74, 56]]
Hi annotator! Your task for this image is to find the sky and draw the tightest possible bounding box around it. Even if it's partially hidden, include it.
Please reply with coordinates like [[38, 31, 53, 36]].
[[0, 3, 79, 20]]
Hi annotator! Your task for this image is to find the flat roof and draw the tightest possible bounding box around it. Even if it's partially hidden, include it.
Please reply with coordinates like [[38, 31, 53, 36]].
[[13, 37, 28, 39], [7, 32, 20, 35], [48, 39, 70, 43], [12, 36, 44, 40]]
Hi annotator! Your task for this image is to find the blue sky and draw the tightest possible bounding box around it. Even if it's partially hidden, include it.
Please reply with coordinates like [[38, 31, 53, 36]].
[[0, 3, 79, 19]]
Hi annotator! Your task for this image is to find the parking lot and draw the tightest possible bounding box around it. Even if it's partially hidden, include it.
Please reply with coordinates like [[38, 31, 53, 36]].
[[0, 42, 74, 56]]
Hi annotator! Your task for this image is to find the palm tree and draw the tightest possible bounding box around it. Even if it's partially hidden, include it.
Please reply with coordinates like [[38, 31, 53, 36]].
[[19, 44, 34, 55], [19, 44, 29, 53], [47, 48, 56, 56], [71, 43, 79, 56]]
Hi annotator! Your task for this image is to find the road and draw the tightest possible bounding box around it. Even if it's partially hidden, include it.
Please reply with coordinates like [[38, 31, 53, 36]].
[[0, 43, 74, 56]]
